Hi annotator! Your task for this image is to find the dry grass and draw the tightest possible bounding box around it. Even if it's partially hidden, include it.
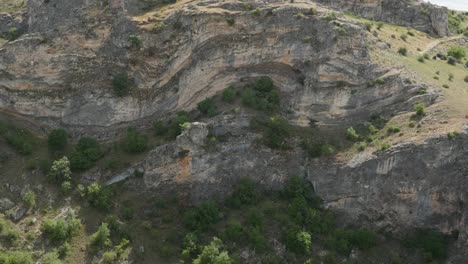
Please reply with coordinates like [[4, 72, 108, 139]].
[[0, 0, 25, 13]]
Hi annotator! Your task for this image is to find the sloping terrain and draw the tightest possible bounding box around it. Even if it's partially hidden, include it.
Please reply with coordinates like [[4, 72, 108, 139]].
[[0, 0, 467, 263]]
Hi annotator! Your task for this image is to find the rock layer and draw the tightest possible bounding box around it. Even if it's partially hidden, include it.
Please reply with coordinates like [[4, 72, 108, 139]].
[[315, 0, 449, 36], [0, 0, 432, 137]]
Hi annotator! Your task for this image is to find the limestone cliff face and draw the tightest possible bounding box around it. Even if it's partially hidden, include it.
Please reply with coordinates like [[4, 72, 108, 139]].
[[133, 119, 468, 261], [0, 0, 432, 136], [316, 0, 449, 36]]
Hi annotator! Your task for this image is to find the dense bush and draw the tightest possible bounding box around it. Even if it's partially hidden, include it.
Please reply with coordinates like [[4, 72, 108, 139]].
[[0, 251, 33, 264], [43, 214, 80, 243], [222, 87, 237, 103], [197, 98, 218, 117], [86, 183, 113, 210], [43, 251, 62, 264], [346, 127, 359, 141], [22, 191, 36, 209], [447, 46, 466, 59], [226, 178, 258, 208], [48, 129, 68, 151], [285, 229, 312, 254], [48, 157, 72, 183], [4, 128, 34, 155], [89, 223, 111, 249], [184, 201, 220, 231], [263, 116, 290, 149], [241, 77, 280, 113], [153, 112, 190, 140], [403, 229, 450, 261], [398, 47, 408, 56], [112, 73, 131, 97], [70, 137, 103, 171], [193, 237, 232, 264], [123, 128, 148, 153], [414, 102, 426, 116], [301, 140, 336, 158]]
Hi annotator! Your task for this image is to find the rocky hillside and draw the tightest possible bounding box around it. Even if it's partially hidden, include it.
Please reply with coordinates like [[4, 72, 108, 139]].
[[0, 0, 467, 263]]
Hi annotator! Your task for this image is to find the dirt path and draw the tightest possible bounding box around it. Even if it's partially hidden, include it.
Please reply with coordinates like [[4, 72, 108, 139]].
[[421, 35, 464, 54]]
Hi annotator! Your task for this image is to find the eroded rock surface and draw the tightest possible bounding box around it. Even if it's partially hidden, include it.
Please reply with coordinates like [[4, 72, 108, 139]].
[[0, 0, 433, 137], [316, 0, 449, 36]]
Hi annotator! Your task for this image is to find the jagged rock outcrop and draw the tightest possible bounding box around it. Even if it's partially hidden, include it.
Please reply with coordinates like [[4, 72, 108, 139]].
[[315, 0, 449, 36], [0, 0, 433, 137]]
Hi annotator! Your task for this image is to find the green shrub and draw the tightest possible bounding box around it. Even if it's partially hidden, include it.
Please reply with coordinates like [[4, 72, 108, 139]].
[[43, 214, 80, 243], [86, 183, 113, 210], [447, 46, 465, 59], [226, 178, 258, 208], [112, 73, 131, 97], [464, 76, 468, 83], [417, 56, 425, 63], [263, 116, 290, 149], [400, 34, 408, 41], [365, 22, 373, 31], [193, 237, 232, 264], [357, 142, 367, 151], [241, 77, 279, 113], [23, 191, 36, 209], [165, 112, 190, 139], [346, 127, 359, 141], [123, 128, 148, 153], [0, 251, 33, 264], [197, 98, 218, 117], [414, 102, 425, 116], [222, 222, 244, 242], [4, 128, 34, 155], [7, 27, 19, 41], [90, 223, 111, 249], [128, 35, 142, 49], [182, 233, 199, 258], [226, 18, 235, 26], [184, 201, 220, 231], [102, 251, 117, 264], [48, 129, 68, 151], [447, 131, 460, 140], [70, 137, 103, 171], [376, 22, 384, 30], [398, 47, 408, 56], [374, 78, 385, 84], [442, 84, 450, 88], [403, 229, 450, 260], [43, 251, 62, 264], [246, 227, 268, 252], [48, 157, 72, 184], [286, 229, 312, 254], [301, 141, 336, 158], [61, 181, 72, 194], [387, 125, 401, 134], [222, 87, 237, 103]]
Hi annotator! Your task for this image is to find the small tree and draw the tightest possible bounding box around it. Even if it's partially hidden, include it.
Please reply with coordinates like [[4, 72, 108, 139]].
[[193, 237, 232, 264], [414, 102, 426, 116], [48, 129, 68, 151], [346, 127, 359, 141], [48, 157, 71, 184], [89, 223, 111, 249]]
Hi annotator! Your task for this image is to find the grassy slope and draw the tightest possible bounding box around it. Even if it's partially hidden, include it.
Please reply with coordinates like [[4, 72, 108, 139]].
[[340, 14, 468, 156]]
